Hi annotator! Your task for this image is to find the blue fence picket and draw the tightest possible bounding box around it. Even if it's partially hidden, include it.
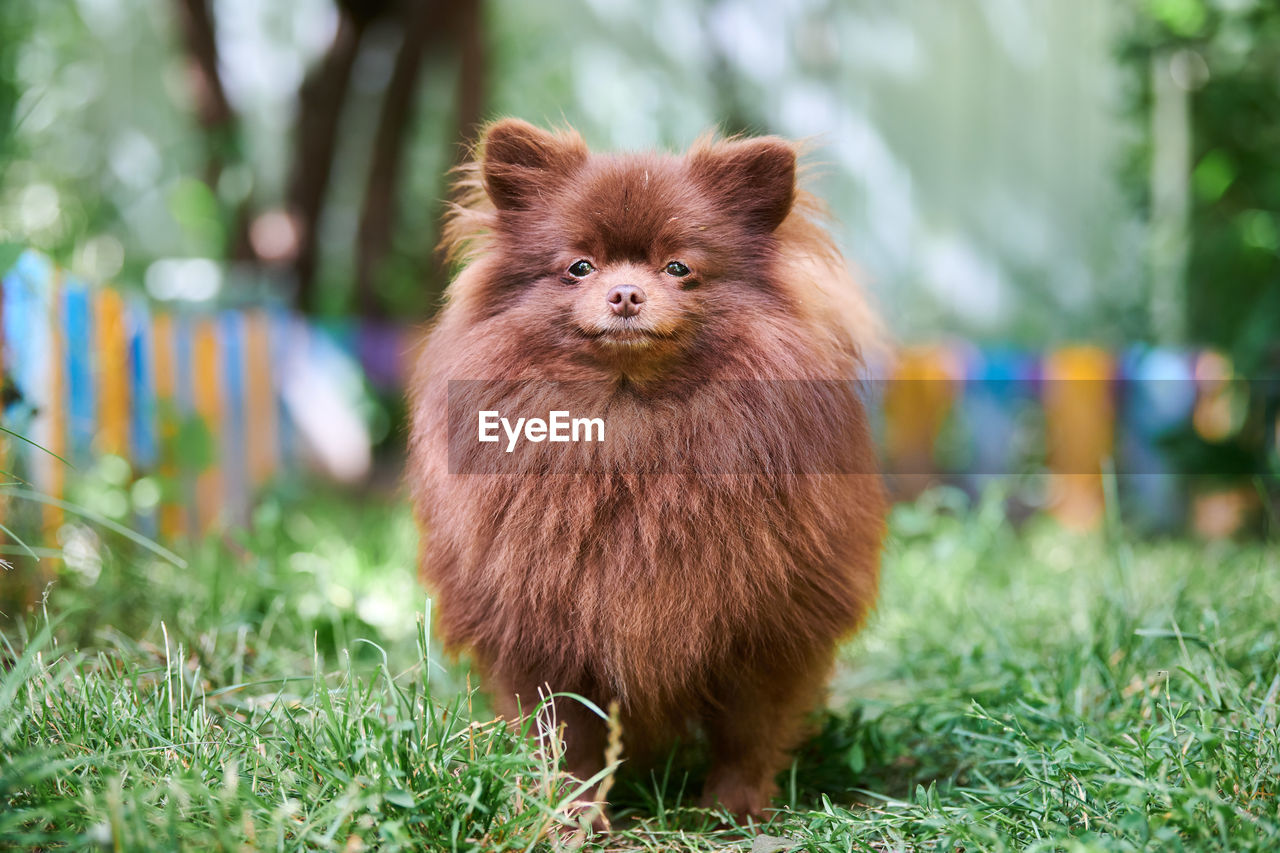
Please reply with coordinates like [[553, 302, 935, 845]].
[[220, 310, 247, 519], [62, 278, 96, 467], [127, 295, 157, 470], [3, 253, 53, 426]]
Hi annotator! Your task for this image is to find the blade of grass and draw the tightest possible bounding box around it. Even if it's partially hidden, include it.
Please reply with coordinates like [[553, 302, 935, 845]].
[[0, 425, 75, 468], [0, 521, 39, 560], [6, 487, 186, 568]]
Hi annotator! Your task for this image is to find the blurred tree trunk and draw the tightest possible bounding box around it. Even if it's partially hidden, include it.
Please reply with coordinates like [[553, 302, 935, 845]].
[[288, 11, 369, 314], [452, 0, 487, 164], [172, 0, 487, 316], [172, 0, 256, 262], [173, 0, 234, 182], [426, 0, 487, 296], [355, 1, 458, 318]]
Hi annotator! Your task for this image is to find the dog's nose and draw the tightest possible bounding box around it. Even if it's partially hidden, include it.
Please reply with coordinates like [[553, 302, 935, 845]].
[[606, 284, 646, 318]]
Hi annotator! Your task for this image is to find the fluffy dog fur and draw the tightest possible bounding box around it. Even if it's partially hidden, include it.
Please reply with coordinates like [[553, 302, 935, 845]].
[[407, 119, 885, 821]]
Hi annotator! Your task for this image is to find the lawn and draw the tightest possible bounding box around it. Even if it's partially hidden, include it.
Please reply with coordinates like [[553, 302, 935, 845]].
[[1, 484, 1278, 851]]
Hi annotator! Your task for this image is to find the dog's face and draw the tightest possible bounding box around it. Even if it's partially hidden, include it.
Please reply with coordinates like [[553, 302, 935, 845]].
[[475, 120, 798, 376]]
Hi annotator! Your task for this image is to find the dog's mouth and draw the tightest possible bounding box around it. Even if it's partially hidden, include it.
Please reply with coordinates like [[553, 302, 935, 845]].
[[577, 325, 671, 347]]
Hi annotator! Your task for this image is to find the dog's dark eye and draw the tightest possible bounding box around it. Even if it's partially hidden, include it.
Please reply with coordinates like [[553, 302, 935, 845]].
[[568, 260, 595, 277], [665, 261, 690, 277]]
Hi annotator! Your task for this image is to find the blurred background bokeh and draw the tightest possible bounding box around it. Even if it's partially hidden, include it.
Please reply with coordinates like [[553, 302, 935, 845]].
[[2, 0, 1279, 614], [6, 0, 1146, 332], [5, 0, 1278, 343]]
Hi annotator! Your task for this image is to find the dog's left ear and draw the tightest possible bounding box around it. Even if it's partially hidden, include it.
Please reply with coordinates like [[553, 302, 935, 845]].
[[691, 137, 796, 232]]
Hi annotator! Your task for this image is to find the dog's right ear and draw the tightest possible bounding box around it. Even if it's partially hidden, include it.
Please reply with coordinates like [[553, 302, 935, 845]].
[[481, 119, 587, 211]]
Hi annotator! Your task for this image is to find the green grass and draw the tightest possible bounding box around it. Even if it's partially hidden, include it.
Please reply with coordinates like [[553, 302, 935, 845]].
[[2, 484, 1278, 851]]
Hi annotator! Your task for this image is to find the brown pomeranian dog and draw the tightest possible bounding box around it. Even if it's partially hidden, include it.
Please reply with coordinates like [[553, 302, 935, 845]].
[[407, 119, 885, 823]]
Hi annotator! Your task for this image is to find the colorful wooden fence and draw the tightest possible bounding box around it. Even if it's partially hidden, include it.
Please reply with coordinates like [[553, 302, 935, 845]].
[[1, 251, 301, 539], [2, 251, 1273, 542], [870, 342, 1243, 529]]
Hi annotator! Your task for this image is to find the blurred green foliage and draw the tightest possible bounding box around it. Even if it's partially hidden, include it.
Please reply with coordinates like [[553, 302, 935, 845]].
[[0, 1, 1144, 337], [0, 1, 194, 289], [1121, 0, 1280, 486], [1123, 0, 1280, 373], [0, 5, 21, 153], [0, 1, 1275, 352]]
